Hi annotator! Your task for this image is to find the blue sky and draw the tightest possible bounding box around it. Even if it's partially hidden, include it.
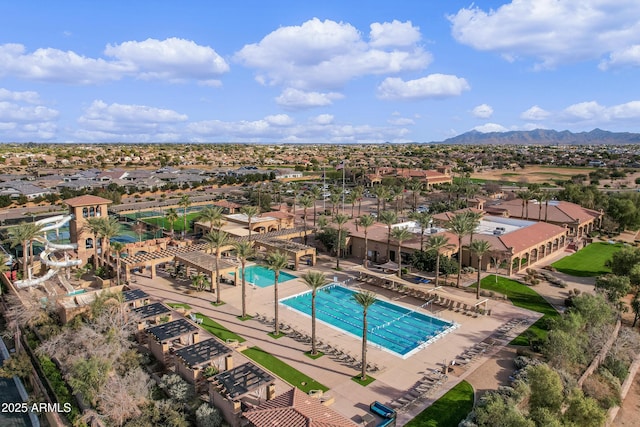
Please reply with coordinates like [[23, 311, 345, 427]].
[[1, 0, 640, 143]]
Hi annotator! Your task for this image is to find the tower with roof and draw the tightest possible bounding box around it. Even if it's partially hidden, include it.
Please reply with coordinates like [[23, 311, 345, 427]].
[[64, 195, 113, 266]]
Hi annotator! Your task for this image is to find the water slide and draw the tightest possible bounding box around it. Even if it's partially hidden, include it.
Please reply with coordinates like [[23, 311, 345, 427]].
[[14, 215, 82, 289]]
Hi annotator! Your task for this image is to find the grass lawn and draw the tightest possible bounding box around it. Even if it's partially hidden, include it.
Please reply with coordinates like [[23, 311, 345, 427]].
[[551, 242, 622, 277], [405, 380, 474, 427], [195, 312, 246, 343], [242, 346, 329, 393], [142, 211, 202, 232], [166, 302, 192, 310], [479, 275, 560, 346]]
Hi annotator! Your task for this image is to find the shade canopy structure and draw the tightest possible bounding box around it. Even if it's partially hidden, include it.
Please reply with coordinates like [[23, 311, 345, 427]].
[[175, 338, 232, 369], [132, 302, 171, 319], [174, 251, 239, 278], [146, 318, 198, 343], [212, 363, 275, 400]]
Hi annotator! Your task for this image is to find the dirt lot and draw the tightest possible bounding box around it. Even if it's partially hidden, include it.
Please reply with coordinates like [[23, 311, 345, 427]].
[[471, 166, 640, 190]]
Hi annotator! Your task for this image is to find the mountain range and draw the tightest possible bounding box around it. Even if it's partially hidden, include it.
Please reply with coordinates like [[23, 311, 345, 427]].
[[439, 128, 640, 145]]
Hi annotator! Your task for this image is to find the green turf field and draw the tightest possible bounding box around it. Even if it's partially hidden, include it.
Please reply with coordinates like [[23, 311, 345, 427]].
[[551, 242, 622, 277]]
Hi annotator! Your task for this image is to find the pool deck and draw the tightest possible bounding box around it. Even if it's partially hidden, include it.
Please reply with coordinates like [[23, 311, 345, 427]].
[[129, 256, 541, 426]]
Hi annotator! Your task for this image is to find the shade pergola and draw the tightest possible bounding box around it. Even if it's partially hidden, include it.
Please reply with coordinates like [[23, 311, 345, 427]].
[[353, 265, 489, 312], [352, 265, 420, 288], [212, 363, 275, 400], [174, 251, 239, 287], [252, 238, 316, 269]]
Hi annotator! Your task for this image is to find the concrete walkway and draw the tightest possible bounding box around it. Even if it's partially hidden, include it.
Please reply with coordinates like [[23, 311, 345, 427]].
[[130, 255, 541, 426]]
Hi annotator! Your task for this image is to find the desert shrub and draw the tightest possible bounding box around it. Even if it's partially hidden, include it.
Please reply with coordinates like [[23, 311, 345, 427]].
[[195, 403, 222, 427], [602, 355, 628, 383], [582, 372, 621, 409]]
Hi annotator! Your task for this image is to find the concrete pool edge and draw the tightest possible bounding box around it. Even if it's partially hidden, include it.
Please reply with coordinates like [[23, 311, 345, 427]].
[[280, 283, 460, 359]]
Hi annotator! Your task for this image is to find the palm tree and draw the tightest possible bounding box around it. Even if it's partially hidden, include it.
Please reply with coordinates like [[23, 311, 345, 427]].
[[241, 206, 260, 241], [266, 251, 288, 336], [516, 190, 535, 219], [131, 221, 146, 243], [309, 186, 322, 226], [372, 185, 389, 215], [352, 185, 365, 217], [333, 213, 349, 270], [289, 182, 301, 216], [469, 239, 492, 299], [300, 271, 330, 356], [204, 230, 230, 303], [8, 222, 42, 277], [178, 194, 191, 238], [100, 217, 121, 268], [329, 192, 341, 217], [407, 180, 423, 211], [196, 206, 224, 232], [378, 210, 398, 262], [391, 186, 403, 215], [391, 227, 412, 278], [110, 241, 126, 286], [191, 272, 208, 291], [353, 290, 377, 381], [358, 215, 375, 267], [346, 192, 357, 218], [425, 235, 452, 286], [84, 217, 104, 269], [538, 190, 553, 222], [466, 211, 483, 246], [447, 212, 477, 288], [233, 241, 255, 318], [165, 208, 179, 238], [298, 195, 313, 245], [409, 211, 433, 251]]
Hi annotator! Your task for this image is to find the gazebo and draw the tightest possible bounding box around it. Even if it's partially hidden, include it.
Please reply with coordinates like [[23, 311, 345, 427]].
[[173, 251, 240, 289]]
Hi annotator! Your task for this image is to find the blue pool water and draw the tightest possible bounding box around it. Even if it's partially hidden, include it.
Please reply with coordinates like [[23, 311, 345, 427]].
[[281, 285, 457, 358], [232, 265, 297, 288]]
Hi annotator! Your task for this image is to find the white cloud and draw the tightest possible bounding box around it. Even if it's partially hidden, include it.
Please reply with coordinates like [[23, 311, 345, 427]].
[[235, 18, 431, 89], [561, 100, 640, 122], [76, 100, 187, 139], [600, 44, 640, 69], [312, 114, 334, 125], [0, 88, 41, 104], [562, 101, 606, 121], [473, 123, 509, 133], [0, 38, 230, 84], [369, 20, 421, 48], [264, 114, 294, 126], [0, 96, 59, 140], [607, 101, 640, 119], [0, 43, 131, 84], [448, 0, 640, 69], [521, 105, 550, 120], [104, 37, 229, 81], [376, 74, 470, 100], [388, 117, 415, 125], [188, 114, 410, 143], [275, 88, 344, 110], [472, 104, 493, 118]]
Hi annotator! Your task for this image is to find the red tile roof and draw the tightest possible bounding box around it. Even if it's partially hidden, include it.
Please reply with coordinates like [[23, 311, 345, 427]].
[[485, 199, 601, 225], [213, 200, 242, 209], [243, 388, 356, 427], [63, 195, 113, 207], [492, 221, 567, 255]]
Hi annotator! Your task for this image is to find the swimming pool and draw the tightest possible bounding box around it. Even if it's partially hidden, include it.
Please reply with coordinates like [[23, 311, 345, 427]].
[[232, 265, 297, 288], [281, 285, 458, 358]]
